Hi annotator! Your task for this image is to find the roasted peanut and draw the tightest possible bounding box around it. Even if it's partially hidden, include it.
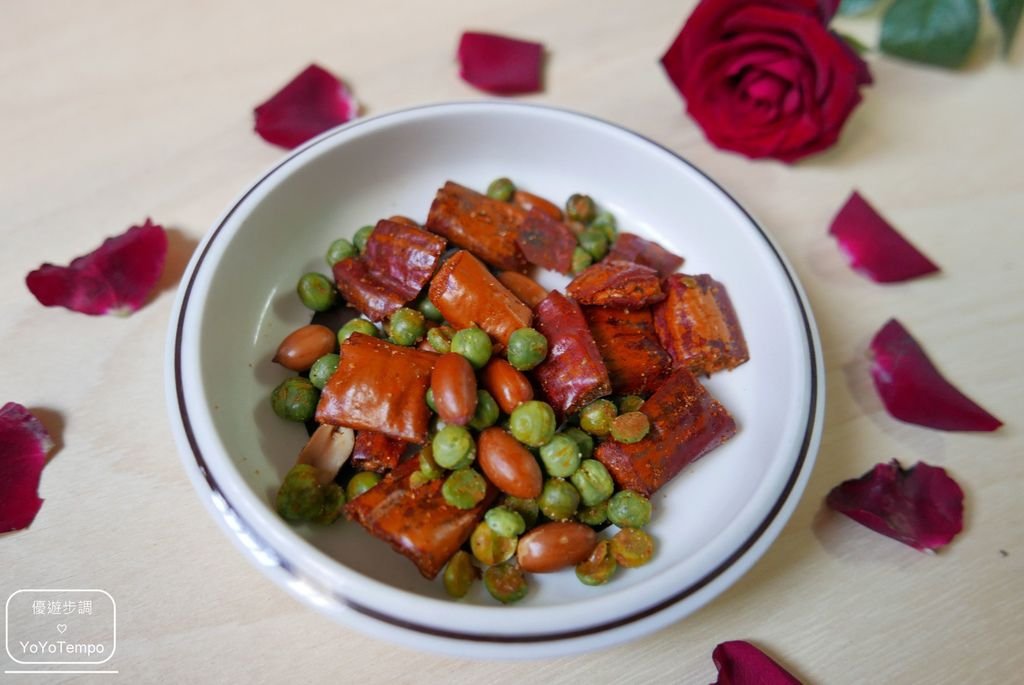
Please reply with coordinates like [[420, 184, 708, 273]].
[[496, 271, 548, 309], [513, 190, 563, 221], [481, 359, 534, 414], [516, 521, 597, 573], [273, 324, 336, 372], [431, 353, 478, 425], [477, 427, 543, 499]]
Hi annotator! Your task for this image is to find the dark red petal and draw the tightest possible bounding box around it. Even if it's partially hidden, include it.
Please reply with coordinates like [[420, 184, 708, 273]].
[[826, 460, 965, 551], [457, 32, 544, 95], [253, 64, 358, 149], [870, 319, 1002, 431], [0, 403, 53, 533], [711, 641, 802, 685], [829, 192, 939, 283], [26, 220, 168, 316]]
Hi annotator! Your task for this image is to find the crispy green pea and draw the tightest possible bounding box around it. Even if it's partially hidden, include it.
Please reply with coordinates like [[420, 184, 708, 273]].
[[417, 296, 444, 323], [607, 490, 652, 528], [468, 390, 500, 430], [506, 327, 548, 371], [450, 327, 492, 369], [326, 238, 357, 266], [275, 464, 325, 522], [314, 483, 347, 524], [487, 177, 516, 202], [270, 377, 319, 422], [297, 272, 337, 312], [610, 411, 651, 444], [563, 427, 594, 460], [591, 210, 617, 242], [387, 307, 426, 346], [471, 521, 517, 565], [483, 560, 528, 604], [502, 496, 540, 528], [309, 353, 340, 390], [577, 501, 608, 526], [418, 446, 444, 480], [571, 247, 593, 275], [578, 228, 609, 261], [432, 425, 475, 469], [575, 540, 617, 586], [610, 528, 655, 568], [425, 388, 436, 412], [427, 325, 455, 353], [509, 400, 556, 447], [338, 318, 380, 345], [346, 471, 382, 501], [539, 434, 581, 478], [618, 395, 645, 414], [538, 478, 580, 521], [566, 193, 597, 224], [579, 399, 617, 436], [443, 550, 479, 598], [353, 225, 374, 253], [442, 468, 488, 510], [485, 506, 526, 538], [570, 459, 615, 507]]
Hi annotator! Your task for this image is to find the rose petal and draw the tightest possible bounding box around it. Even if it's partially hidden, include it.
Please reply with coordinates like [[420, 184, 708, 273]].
[[0, 403, 54, 533], [829, 192, 939, 283], [870, 319, 1002, 431], [711, 641, 802, 685], [253, 64, 358, 149], [457, 32, 544, 95], [826, 460, 964, 551], [26, 220, 167, 316]]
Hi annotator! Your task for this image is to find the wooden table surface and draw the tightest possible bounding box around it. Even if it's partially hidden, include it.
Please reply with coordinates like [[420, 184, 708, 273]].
[[2, 1, 1021, 682]]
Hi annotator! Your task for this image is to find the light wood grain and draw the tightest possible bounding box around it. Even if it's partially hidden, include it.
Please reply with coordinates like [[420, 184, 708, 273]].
[[2, 1, 1022, 682]]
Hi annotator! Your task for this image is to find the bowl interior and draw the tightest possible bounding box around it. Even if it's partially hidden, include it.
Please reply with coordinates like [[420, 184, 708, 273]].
[[185, 104, 813, 614]]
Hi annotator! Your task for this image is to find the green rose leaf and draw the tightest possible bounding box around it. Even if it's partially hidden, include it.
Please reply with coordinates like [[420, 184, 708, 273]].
[[990, 0, 1023, 53], [840, 0, 883, 15], [880, 0, 980, 68]]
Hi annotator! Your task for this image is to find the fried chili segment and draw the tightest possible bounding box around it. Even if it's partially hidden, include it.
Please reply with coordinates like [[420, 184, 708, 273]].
[[316, 333, 438, 443], [345, 458, 497, 578], [425, 181, 528, 272], [350, 430, 408, 474], [531, 291, 612, 419], [607, 232, 684, 278], [0, 403, 54, 533], [331, 257, 404, 322], [829, 191, 939, 284], [584, 306, 671, 396], [826, 460, 964, 551], [595, 368, 736, 495], [711, 641, 803, 685], [515, 209, 577, 274], [869, 319, 1001, 432], [428, 250, 532, 346], [362, 219, 447, 301], [566, 260, 665, 308], [653, 274, 749, 376]]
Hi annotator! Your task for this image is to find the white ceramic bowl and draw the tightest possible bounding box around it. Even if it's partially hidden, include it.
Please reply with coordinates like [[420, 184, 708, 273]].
[[165, 102, 824, 659]]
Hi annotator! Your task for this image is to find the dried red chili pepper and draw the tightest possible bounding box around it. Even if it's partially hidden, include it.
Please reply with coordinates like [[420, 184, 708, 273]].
[[584, 306, 671, 396], [566, 260, 665, 308], [425, 181, 528, 272], [316, 333, 438, 443], [595, 368, 736, 495], [331, 257, 405, 322], [350, 430, 407, 474], [515, 209, 576, 274], [531, 291, 612, 418], [345, 458, 497, 578], [653, 274, 749, 376], [607, 232, 684, 277], [361, 219, 447, 301]]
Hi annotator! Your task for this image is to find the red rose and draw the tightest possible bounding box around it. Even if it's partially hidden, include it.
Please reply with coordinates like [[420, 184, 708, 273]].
[[661, 0, 871, 163]]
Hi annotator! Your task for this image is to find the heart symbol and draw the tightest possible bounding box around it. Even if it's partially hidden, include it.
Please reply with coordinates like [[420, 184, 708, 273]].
[[56, 624, 67, 634]]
